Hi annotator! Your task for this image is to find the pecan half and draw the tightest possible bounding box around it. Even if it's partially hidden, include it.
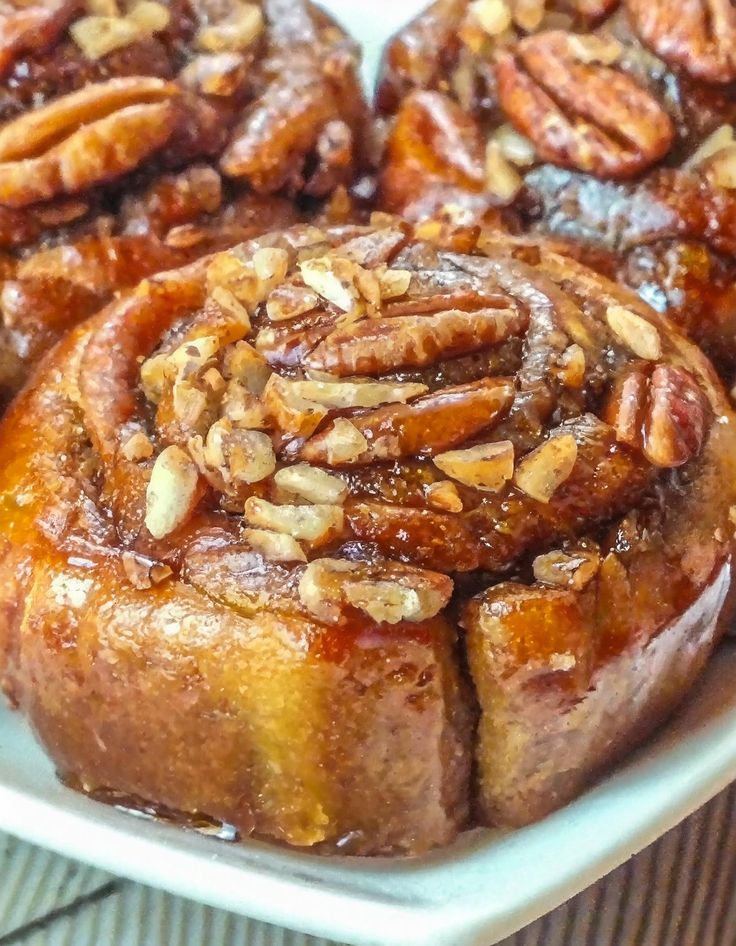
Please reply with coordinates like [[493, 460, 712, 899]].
[[604, 363, 710, 468], [0, 78, 180, 207], [304, 306, 526, 376], [301, 378, 514, 466], [627, 0, 736, 84], [0, 77, 176, 163], [495, 30, 674, 179]]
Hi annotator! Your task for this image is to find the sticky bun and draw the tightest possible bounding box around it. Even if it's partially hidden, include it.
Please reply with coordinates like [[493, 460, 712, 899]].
[[0, 220, 734, 850], [0, 0, 366, 403], [377, 0, 736, 382]]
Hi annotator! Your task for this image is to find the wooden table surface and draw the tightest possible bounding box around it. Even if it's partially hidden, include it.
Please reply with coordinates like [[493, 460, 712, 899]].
[[1, 781, 735, 946]]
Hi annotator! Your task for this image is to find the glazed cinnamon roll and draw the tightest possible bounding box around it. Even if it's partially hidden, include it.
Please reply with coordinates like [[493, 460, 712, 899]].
[[0, 220, 734, 849], [376, 0, 736, 381], [0, 0, 366, 403]]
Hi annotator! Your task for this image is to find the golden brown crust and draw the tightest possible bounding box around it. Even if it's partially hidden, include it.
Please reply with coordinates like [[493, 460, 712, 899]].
[[0, 221, 735, 851]]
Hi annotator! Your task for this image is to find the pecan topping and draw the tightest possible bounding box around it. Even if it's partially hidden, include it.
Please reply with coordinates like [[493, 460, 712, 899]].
[[434, 440, 515, 492], [301, 378, 514, 466], [627, 0, 736, 84], [145, 445, 200, 539], [532, 546, 600, 590], [0, 78, 181, 207], [605, 306, 662, 361], [304, 306, 526, 376], [514, 433, 579, 502], [244, 528, 307, 563], [243, 497, 344, 546], [604, 363, 710, 468], [297, 558, 453, 625], [495, 30, 674, 178], [0, 77, 176, 163]]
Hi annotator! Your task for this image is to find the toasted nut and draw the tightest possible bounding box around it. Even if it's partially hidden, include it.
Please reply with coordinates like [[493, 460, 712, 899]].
[[86, 0, 119, 14], [208, 285, 251, 334], [221, 379, 269, 429], [556, 343, 586, 388], [707, 145, 736, 190], [298, 558, 452, 625], [244, 528, 307, 563], [70, 15, 142, 58], [485, 140, 523, 201], [253, 247, 290, 284], [533, 548, 600, 590], [202, 420, 275, 484], [606, 306, 662, 360], [514, 433, 578, 503], [491, 123, 536, 167], [122, 551, 172, 590], [274, 464, 348, 505], [121, 430, 153, 462], [288, 379, 428, 409], [145, 445, 199, 539], [127, 1, 170, 32], [344, 581, 431, 625], [172, 380, 208, 426], [179, 52, 246, 97], [425, 480, 464, 513], [140, 354, 171, 403], [263, 375, 327, 438], [227, 429, 276, 484], [168, 335, 220, 376], [511, 0, 545, 31], [566, 33, 622, 65], [470, 0, 512, 35], [315, 417, 369, 464], [299, 257, 360, 312], [434, 440, 515, 491], [243, 497, 344, 544], [684, 124, 734, 170], [196, 2, 264, 52], [223, 340, 271, 393], [378, 269, 412, 299], [202, 368, 226, 394], [266, 284, 319, 322]]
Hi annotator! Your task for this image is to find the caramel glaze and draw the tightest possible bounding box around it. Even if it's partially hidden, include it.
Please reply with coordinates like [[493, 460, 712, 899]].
[[0, 220, 735, 847], [0, 0, 368, 404], [376, 0, 736, 384]]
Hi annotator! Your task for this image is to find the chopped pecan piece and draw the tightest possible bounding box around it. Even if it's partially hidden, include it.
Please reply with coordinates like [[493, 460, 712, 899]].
[[532, 546, 600, 590], [243, 496, 344, 545], [145, 445, 200, 539], [627, 0, 736, 84], [496, 30, 674, 178], [243, 528, 307, 563], [514, 433, 578, 502], [434, 440, 515, 491], [605, 306, 662, 360], [297, 558, 453, 625], [304, 306, 526, 376]]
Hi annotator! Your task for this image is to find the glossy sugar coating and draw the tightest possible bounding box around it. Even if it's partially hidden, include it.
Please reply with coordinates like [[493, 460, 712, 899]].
[[0, 0, 367, 404], [0, 220, 734, 848]]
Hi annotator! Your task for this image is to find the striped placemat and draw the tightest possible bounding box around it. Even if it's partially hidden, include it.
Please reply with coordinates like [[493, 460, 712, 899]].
[[1, 781, 735, 946]]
